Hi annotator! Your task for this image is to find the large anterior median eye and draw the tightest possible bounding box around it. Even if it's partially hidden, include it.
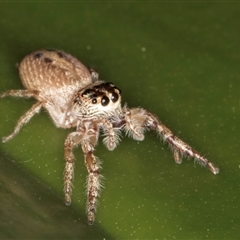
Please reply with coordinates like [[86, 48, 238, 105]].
[[101, 96, 109, 106]]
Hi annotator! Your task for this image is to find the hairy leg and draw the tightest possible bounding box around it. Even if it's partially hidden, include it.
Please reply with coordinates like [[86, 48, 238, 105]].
[[123, 107, 219, 174], [1, 89, 41, 142], [64, 131, 84, 206], [101, 118, 121, 151], [81, 140, 102, 225], [64, 123, 102, 225], [0, 89, 38, 98], [2, 102, 42, 142]]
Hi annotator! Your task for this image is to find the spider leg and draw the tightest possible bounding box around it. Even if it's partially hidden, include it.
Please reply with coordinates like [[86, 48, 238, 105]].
[[101, 118, 121, 151], [64, 122, 102, 225], [1, 89, 41, 142], [64, 131, 84, 206], [0, 89, 38, 99], [123, 107, 219, 175], [2, 102, 42, 142], [81, 140, 102, 225]]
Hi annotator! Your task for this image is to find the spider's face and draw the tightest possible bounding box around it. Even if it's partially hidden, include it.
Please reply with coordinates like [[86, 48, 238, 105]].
[[72, 81, 122, 119]]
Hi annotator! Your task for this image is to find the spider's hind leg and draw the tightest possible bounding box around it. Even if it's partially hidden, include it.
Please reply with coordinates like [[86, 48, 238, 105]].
[[1, 89, 41, 142], [2, 102, 42, 142]]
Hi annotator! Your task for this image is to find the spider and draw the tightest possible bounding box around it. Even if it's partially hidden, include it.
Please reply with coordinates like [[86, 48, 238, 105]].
[[0, 49, 219, 225]]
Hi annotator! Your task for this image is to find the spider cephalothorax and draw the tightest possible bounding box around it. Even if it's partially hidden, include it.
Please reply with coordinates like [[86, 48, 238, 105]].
[[0, 49, 219, 225]]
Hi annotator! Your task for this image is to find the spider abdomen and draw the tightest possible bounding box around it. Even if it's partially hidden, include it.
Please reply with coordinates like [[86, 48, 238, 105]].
[[19, 49, 93, 108]]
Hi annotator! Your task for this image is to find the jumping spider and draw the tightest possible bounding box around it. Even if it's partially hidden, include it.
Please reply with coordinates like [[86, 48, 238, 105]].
[[0, 49, 219, 225]]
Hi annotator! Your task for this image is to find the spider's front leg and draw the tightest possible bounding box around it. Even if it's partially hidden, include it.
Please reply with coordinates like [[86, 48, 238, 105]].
[[123, 107, 219, 175], [64, 124, 102, 225], [64, 131, 84, 206], [81, 139, 102, 225], [101, 118, 121, 151]]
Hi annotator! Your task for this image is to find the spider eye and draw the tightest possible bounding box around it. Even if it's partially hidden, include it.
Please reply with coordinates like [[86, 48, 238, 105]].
[[92, 98, 97, 104], [101, 96, 109, 106], [111, 92, 119, 103]]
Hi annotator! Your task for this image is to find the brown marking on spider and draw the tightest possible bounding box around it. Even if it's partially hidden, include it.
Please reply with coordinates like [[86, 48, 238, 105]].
[[0, 49, 219, 225], [44, 57, 53, 63]]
